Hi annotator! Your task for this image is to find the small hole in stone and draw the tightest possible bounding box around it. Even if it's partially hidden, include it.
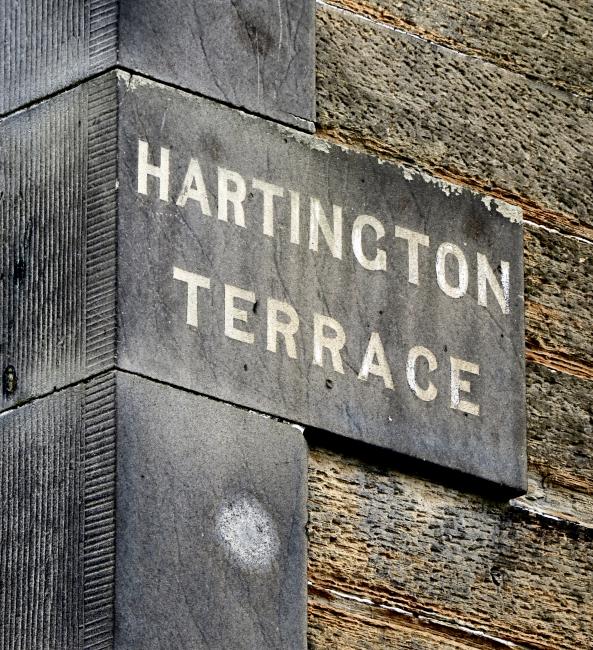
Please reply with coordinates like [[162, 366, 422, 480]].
[[3, 366, 17, 396], [325, 379, 333, 389]]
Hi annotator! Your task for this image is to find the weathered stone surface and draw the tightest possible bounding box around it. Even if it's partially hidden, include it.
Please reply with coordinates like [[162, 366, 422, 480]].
[[524, 225, 593, 376], [526, 362, 593, 496], [0, 374, 116, 650], [316, 6, 593, 238], [0, 0, 315, 129], [309, 590, 504, 649], [115, 373, 307, 649], [0, 75, 118, 411], [118, 75, 525, 490], [307, 445, 593, 650], [327, 0, 593, 97], [119, 0, 315, 130]]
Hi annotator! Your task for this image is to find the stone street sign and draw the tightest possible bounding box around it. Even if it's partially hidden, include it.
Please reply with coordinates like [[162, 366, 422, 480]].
[[118, 75, 526, 490], [0, 72, 526, 491], [0, 372, 307, 648], [1, 0, 315, 130]]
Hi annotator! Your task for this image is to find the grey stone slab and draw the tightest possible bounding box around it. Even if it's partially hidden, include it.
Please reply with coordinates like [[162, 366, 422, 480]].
[[114, 373, 307, 650], [0, 0, 315, 130], [0, 0, 118, 115], [118, 0, 315, 130], [117, 75, 526, 492]]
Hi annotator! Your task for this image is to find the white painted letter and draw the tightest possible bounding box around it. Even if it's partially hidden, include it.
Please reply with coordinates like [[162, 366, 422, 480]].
[[352, 215, 386, 271], [267, 298, 300, 359], [313, 313, 346, 374], [173, 267, 210, 328], [450, 357, 480, 416], [218, 168, 246, 226], [309, 198, 343, 259], [406, 346, 437, 401], [224, 284, 255, 344], [477, 253, 510, 314], [436, 242, 469, 299], [394, 226, 429, 285], [176, 158, 211, 214], [138, 140, 169, 201], [358, 332, 394, 389], [252, 178, 284, 237]]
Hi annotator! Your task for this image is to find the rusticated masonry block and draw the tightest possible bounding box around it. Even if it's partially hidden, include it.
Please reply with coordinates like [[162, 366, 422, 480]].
[[0, 374, 116, 650], [0, 372, 307, 650], [0, 72, 526, 492], [0, 75, 118, 405], [0, 0, 315, 130]]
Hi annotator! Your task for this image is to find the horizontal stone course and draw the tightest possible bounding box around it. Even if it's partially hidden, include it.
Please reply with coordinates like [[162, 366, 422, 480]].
[[325, 0, 593, 98], [316, 6, 593, 238]]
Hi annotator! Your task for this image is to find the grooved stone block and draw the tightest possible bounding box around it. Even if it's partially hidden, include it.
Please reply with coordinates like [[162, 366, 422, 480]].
[[0, 75, 118, 405], [0, 0, 315, 130], [0, 371, 307, 649], [0, 374, 116, 650], [0, 72, 526, 491]]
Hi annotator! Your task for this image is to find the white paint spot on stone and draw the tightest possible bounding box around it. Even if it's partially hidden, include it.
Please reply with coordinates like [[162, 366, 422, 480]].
[[482, 195, 523, 223], [401, 166, 464, 196], [494, 199, 523, 224], [481, 195, 493, 211], [215, 495, 280, 573]]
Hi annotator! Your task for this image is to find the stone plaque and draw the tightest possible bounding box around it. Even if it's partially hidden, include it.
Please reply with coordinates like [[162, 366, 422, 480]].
[[115, 374, 307, 649], [1, 72, 526, 491], [118, 75, 526, 491], [0, 0, 314, 129]]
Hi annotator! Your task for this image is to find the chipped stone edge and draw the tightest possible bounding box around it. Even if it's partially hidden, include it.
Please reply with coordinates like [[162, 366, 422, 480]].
[[117, 70, 523, 224]]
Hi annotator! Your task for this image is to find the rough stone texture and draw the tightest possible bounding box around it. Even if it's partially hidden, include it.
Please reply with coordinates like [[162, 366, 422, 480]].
[[115, 373, 307, 650], [316, 6, 593, 239], [526, 362, 593, 496], [309, 590, 492, 650], [309, 5, 593, 648], [118, 75, 526, 491], [0, 0, 314, 129], [524, 225, 593, 378], [0, 74, 118, 412], [0, 374, 116, 650], [307, 445, 593, 650], [327, 0, 593, 97]]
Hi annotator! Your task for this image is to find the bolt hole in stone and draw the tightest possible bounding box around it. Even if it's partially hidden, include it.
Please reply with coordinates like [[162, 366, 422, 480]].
[[215, 495, 280, 573], [490, 566, 504, 586], [3, 365, 17, 396]]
